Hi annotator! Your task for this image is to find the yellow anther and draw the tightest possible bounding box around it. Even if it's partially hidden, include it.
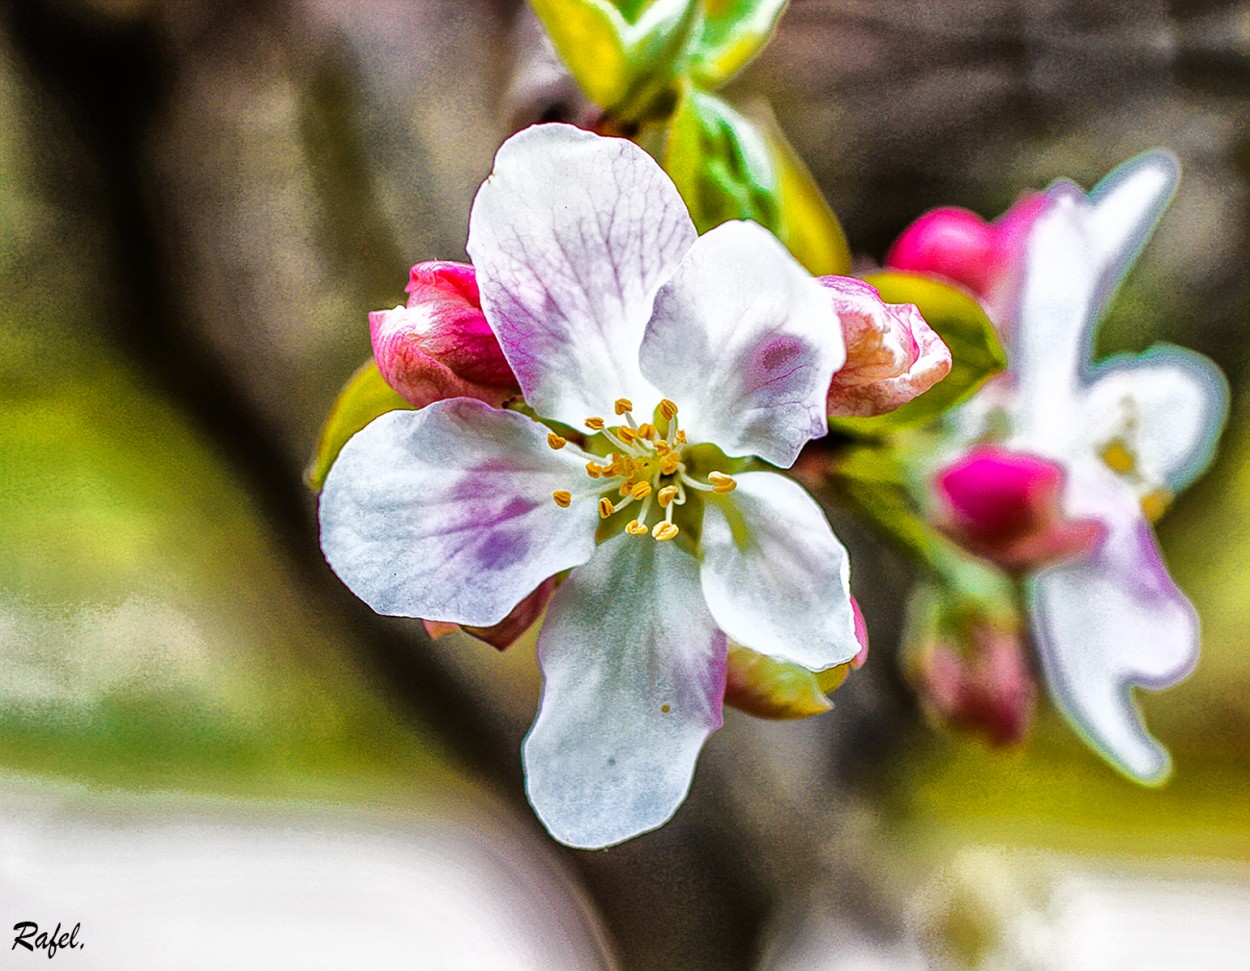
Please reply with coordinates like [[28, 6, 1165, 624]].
[[708, 471, 737, 494], [625, 519, 649, 536], [585, 416, 606, 431], [617, 425, 638, 445], [1141, 487, 1171, 523], [637, 422, 656, 440], [585, 461, 603, 479], [547, 431, 567, 450], [631, 481, 653, 500], [655, 440, 671, 454], [619, 481, 633, 496], [657, 485, 679, 508], [1100, 439, 1136, 475], [614, 397, 634, 415], [674, 430, 687, 445], [552, 490, 572, 508], [660, 453, 680, 475], [652, 522, 680, 542], [598, 497, 616, 519], [658, 399, 678, 421], [610, 454, 636, 477]]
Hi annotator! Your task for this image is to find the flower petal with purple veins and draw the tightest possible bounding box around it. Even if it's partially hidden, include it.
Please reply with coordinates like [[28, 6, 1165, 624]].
[[468, 124, 696, 427], [639, 221, 843, 468], [319, 399, 599, 628]]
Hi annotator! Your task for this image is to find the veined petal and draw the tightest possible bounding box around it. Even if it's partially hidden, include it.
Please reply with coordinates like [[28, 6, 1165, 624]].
[[1082, 345, 1229, 493], [467, 124, 696, 427], [524, 533, 726, 849], [639, 221, 843, 467], [319, 399, 598, 627], [699, 471, 858, 670], [1028, 463, 1197, 782]]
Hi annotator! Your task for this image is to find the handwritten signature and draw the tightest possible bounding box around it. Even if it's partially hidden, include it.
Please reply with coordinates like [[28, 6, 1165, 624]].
[[12, 922, 83, 959]]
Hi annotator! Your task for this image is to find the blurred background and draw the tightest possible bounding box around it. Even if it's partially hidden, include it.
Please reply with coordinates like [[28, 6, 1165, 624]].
[[1, 1, 1247, 968]]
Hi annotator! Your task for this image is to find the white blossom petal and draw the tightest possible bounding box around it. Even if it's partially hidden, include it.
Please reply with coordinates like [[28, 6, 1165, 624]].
[[1082, 346, 1229, 492], [1015, 154, 1178, 436], [638, 221, 843, 468], [699, 471, 858, 670], [467, 124, 696, 427], [319, 399, 598, 627], [1028, 464, 1197, 782], [523, 533, 726, 849]]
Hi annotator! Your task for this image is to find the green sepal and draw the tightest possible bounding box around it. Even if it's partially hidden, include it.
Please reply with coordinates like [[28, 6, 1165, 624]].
[[529, 0, 703, 121], [687, 0, 789, 88], [305, 359, 412, 492], [830, 272, 1006, 436], [664, 86, 781, 232], [723, 643, 834, 719]]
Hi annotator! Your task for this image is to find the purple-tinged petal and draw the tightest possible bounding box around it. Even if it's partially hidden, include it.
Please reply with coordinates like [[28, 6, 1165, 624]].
[[699, 471, 859, 671], [1027, 463, 1197, 782], [820, 276, 952, 418], [524, 533, 726, 849], [467, 123, 696, 427], [425, 577, 558, 652], [639, 221, 843, 467], [1081, 346, 1229, 493], [319, 399, 598, 628]]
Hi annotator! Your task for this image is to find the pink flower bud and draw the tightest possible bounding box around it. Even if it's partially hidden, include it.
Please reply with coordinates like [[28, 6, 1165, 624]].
[[884, 194, 1046, 302], [915, 620, 1036, 747], [934, 446, 1105, 572], [820, 276, 952, 418], [422, 577, 556, 651], [370, 261, 519, 409]]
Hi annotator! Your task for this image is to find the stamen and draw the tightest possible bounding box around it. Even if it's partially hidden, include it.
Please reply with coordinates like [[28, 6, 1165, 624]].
[[657, 485, 679, 508], [625, 519, 649, 536], [637, 422, 656, 440], [617, 426, 638, 445], [660, 453, 681, 475], [658, 399, 678, 421], [585, 416, 606, 431], [585, 461, 604, 479], [1141, 487, 1171, 523], [614, 398, 634, 416], [552, 490, 572, 508], [619, 481, 634, 496], [547, 432, 567, 450], [674, 430, 687, 445], [652, 522, 679, 542], [1100, 439, 1136, 475], [598, 497, 616, 519], [708, 471, 737, 494], [630, 481, 653, 500]]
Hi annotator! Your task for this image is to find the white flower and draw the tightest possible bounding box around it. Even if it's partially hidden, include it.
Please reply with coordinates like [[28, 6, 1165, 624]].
[[319, 124, 860, 847], [946, 153, 1228, 781]]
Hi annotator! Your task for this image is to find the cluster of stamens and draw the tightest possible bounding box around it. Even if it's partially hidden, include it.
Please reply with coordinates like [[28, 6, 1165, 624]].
[[549, 397, 736, 541], [1097, 400, 1170, 522]]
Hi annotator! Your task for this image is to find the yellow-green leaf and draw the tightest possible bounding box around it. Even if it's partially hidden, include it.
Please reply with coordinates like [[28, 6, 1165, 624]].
[[305, 359, 412, 492], [689, 0, 789, 88]]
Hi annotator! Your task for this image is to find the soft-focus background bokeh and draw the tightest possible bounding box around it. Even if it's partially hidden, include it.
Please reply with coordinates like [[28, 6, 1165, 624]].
[[1, 1, 1247, 968]]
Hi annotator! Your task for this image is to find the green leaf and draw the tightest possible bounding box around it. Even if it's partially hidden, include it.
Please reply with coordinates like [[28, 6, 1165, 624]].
[[763, 114, 852, 276], [305, 359, 411, 492], [664, 87, 781, 233], [831, 272, 1006, 435], [688, 0, 789, 88], [529, 0, 702, 120]]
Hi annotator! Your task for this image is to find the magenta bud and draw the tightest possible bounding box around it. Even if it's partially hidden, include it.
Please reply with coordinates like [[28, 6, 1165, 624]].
[[885, 194, 1047, 301], [934, 446, 1105, 572], [819, 276, 952, 418], [916, 621, 1036, 747], [371, 261, 519, 408]]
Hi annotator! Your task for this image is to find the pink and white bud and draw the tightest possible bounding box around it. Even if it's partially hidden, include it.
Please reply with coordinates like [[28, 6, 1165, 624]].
[[915, 619, 1036, 747], [820, 277, 952, 418], [934, 446, 1105, 572], [422, 577, 556, 652], [370, 261, 520, 409]]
